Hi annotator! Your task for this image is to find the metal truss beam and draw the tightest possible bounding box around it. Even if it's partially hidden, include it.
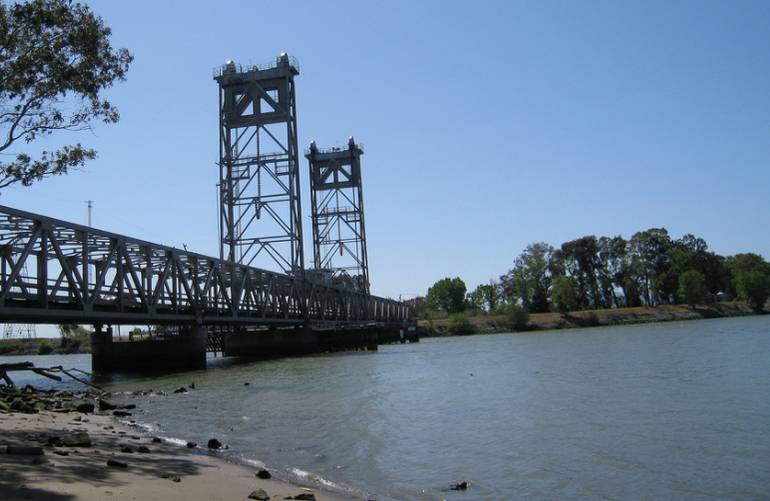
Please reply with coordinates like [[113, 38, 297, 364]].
[[0, 205, 407, 326], [215, 54, 304, 274], [306, 137, 370, 293]]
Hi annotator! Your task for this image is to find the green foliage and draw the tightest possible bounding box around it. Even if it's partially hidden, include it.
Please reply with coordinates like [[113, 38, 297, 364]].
[[0, 342, 21, 354], [426, 277, 467, 313], [726, 254, 770, 297], [37, 341, 53, 355], [736, 270, 770, 310], [561, 235, 603, 309], [504, 304, 529, 330], [58, 323, 91, 353], [677, 270, 706, 307], [500, 242, 556, 313], [628, 228, 674, 305], [434, 228, 767, 318], [447, 313, 474, 335], [0, 0, 133, 190], [551, 275, 577, 314]]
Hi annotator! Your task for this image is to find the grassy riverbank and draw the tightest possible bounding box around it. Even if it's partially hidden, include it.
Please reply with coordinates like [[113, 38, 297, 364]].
[[0, 333, 91, 357], [420, 301, 765, 337]]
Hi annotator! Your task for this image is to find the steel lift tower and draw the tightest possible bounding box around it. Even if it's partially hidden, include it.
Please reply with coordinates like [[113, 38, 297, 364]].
[[214, 54, 304, 274], [305, 137, 369, 294]]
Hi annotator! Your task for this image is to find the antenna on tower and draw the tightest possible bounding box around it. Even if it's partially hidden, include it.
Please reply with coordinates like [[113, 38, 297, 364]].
[[85, 200, 93, 227]]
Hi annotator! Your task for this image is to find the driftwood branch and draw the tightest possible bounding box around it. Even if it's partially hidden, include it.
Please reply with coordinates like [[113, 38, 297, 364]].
[[0, 362, 101, 390]]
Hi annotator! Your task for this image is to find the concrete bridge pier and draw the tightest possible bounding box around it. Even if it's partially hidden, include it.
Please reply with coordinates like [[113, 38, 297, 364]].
[[90, 324, 207, 372], [222, 326, 320, 358], [318, 327, 379, 352]]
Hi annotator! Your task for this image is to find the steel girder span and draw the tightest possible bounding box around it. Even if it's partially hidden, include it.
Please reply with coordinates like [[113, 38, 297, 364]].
[[0, 205, 408, 326]]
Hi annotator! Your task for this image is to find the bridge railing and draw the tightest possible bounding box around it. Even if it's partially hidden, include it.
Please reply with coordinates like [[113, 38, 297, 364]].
[[0, 205, 408, 326]]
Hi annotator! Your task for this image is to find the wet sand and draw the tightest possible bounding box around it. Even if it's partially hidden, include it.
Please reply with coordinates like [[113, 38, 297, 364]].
[[0, 410, 348, 501]]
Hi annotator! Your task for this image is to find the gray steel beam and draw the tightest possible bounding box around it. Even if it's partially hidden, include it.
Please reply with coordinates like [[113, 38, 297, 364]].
[[306, 137, 370, 294], [0, 205, 408, 327], [215, 54, 305, 276]]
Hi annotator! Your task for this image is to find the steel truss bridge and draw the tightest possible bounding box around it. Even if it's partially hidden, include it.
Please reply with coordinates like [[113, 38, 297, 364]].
[[0, 205, 408, 327]]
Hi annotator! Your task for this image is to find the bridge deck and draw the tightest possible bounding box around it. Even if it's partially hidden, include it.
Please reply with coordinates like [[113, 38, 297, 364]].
[[0, 205, 408, 327]]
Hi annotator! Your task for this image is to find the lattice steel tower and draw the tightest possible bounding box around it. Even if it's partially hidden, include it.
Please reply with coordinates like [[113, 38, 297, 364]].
[[214, 53, 304, 273], [305, 137, 369, 294]]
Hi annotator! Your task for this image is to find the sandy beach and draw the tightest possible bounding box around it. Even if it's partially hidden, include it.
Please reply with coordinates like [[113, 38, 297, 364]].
[[0, 407, 349, 501]]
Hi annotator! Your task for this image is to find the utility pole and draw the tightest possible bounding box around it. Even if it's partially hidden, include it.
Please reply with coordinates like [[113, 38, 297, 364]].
[[85, 200, 93, 227]]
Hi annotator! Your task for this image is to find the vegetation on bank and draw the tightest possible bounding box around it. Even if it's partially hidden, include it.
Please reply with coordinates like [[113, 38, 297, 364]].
[[421, 302, 760, 337], [0, 324, 92, 356], [414, 228, 770, 334]]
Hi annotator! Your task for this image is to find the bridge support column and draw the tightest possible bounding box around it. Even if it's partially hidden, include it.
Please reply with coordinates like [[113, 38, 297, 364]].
[[223, 326, 320, 358], [90, 325, 207, 373]]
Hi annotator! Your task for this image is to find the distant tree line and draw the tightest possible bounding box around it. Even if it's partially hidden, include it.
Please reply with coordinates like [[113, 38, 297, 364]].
[[423, 228, 770, 317]]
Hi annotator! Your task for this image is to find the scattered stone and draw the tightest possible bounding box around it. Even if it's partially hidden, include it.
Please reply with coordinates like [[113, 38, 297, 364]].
[[161, 473, 181, 482], [189, 382, 196, 389], [75, 402, 95, 413], [207, 438, 222, 450], [31, 456, 48, 465], [98, 399, 118, 411], [53, 450, 69, 457], [256, 468, 272, 479], [248, 488, 270, 500], [120, 446, 134, 453], [173, 387, 188, 394], [186, 442, 196, 448], [113, 410, 132, 417], [152, 437, 162, 443], [137, 446, 150, 453], [450, 481, 468, 491], [285, 494, 316, 501], [72, 415, 82, 422], [123, 404, 137, 410], [0, 445, 7, 454], [62, 432, 91, 447], [6, 445, 44, 456], [47, 436, 63, 446], [107, 459, 128, 469], [244, 382, 250, 386]]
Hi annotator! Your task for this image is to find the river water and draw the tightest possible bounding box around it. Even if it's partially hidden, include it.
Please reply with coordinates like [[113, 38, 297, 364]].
[[3, 315, 770, 500]]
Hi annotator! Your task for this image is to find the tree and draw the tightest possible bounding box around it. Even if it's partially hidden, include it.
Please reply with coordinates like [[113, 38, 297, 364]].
[[736, 271, 770, 310], [501, 242, 556, 313], [468, 280, 501, 313], [627, 228, 673, 305], [426, 277, 467, 313], [561, 236, 602, 309], [677, 270, 706, 307], [0, 0, 132, 190], [551, 276, 577, 315], [726, 253, 770, 297]]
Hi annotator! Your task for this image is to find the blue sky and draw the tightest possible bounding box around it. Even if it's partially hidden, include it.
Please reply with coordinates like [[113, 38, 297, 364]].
[[2, 0, 769, 302]]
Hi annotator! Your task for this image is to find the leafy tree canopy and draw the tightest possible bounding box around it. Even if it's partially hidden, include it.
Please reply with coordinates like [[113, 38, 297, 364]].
[[551, 275, 577, 315], [736, 270, 770, 310], [426, 277, 466, 313], [677, 270, 706, 307], [0, 0, 132, 190]]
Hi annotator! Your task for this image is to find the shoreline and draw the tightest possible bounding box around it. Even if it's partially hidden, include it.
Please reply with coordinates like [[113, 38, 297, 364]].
[[0, 389, 351, 501], [421, 301, 764, 337]]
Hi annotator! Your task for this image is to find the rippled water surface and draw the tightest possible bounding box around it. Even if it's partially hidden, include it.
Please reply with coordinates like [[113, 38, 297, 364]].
[[4, 315, 770, 500]]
